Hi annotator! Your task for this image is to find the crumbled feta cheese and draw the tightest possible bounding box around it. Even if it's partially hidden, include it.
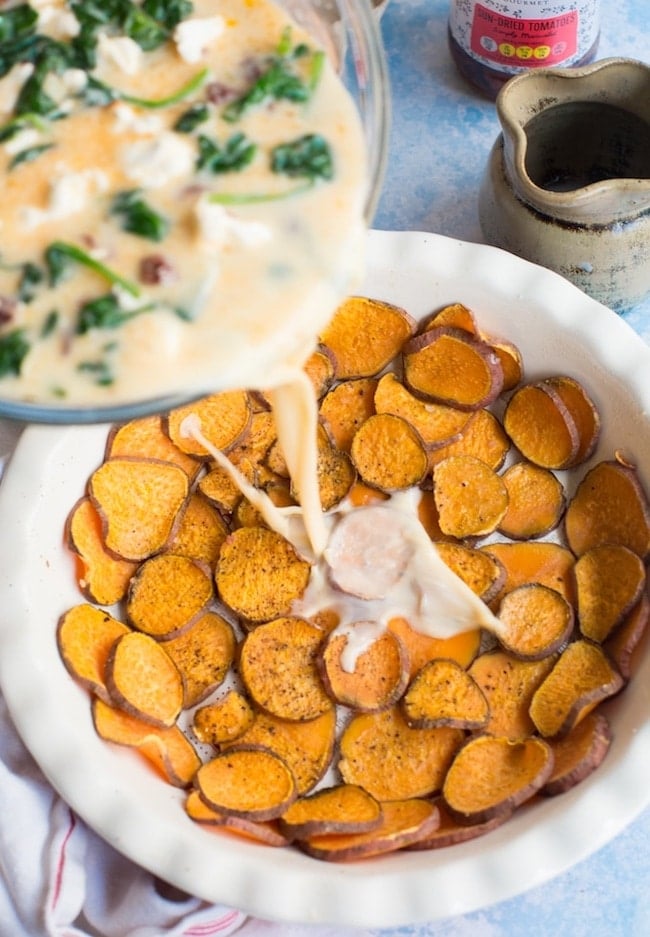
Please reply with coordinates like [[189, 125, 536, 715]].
[[20, 167, 109, 230], [37, 5, 81, 40], [97, 34, 143, 76], [120, 133, 195, 188], [195, 196, 272, 249], [111, 103, 164, 136], [0, 63, 34, 115], [43, 68, 88, 105], [3, 128, 42, 157], [174, 16, 226, 63], [112, 285, 149, 312]]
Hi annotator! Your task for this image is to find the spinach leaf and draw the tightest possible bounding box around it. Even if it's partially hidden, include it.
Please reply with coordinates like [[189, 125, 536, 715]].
[[8, 141, 54, 170], [0, 112, 47, 144], [81, 76, 118, 107], [17, 262, 44, 302], [222, 31, 323, 123], [44, 242, 141, 297], [82, 68, 207, 110], [111, 190, 169, 241], [174, 102, 209, 133], [197, 132, 256, 174], [41, 309, 59, 337], [271, 134, 333, 181], [142, 0, 193, 30], [0, 4, 38, 43], [77, 357, 114, 385], [121, 67, 207, 108], [0, 328, 30, 377], [76, 293, 152, 334], [12, 39, 74, 116], [122, 5, 168, 51]]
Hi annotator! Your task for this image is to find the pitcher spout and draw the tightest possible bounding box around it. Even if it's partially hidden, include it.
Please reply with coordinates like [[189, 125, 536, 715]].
[[497, 57, 650, 224]]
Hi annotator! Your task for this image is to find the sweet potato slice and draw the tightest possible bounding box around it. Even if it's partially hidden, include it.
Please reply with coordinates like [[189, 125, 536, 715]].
[[529, 640, 624, 738], [434, 542, 506, 604], [65, 497, 138, 605], [574, 544, 646, 643], [196, 746, 297, 821], [89, 457, 189, 561], [497, 583, 574, 659], [106, 415, 200, 478], [480, 541, 576, 607], [498, 462, 566, 540], [303, 344, 337, 399], [227, 410, 278, 477], [227, 708, 336, 796], [338, 706, 464, 801], [433, 455, 509, 537], [163, 611, 235, 708], [312, 423, 356, 510], [280, 784, 382, 838], [193, 690, 255, 746], [298, 798, 440, 861], [346, 480, 389, 508], [239, 617, 332, 721], [542, 711, 612, 796], [416, 489, 450, 541], [105, 631, 184, 728], [319, 378, 378, 453], [163, 492, 230, 566], [422, 302, 478, 335], [541, 376, 600, 467], [319, 296, 416, 379], [427, 409, 510, 471], [230, 481, 294, 532], [503, 382, 579, 470], [185, 790, 292, 846], [165, 390, 251, 457], [57, 604, 131, 703], [319, 627, 409, 712], [604, 591, 650, 680], [402, 327, 504, 410], [388, 617, 481, 679], [373, 372, 471, 450], [488, 338, 523, 392], [402, 658, 489, 730], [442, 735, 554, 824], [350, 413, 428, 491], [468, 650, 557, 739], [126, 553, 214, 639], [564, 459, 650, 559], [92, 697, 200, 787], [407, 797, 509, 849], [215, 526, 311, 623], [198, 463, 243, 515]]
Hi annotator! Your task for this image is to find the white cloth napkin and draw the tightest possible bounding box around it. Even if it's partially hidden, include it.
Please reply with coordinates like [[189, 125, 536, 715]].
[[0, 693, 249, 937]]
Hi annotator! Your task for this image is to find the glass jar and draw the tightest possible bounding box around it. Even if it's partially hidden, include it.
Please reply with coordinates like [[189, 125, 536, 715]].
[[448, 0, 601, 99]]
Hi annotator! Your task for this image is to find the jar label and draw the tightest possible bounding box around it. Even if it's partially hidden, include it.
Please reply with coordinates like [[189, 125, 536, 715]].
[[471, 4, 578, 67], [449, 1, 600, 74]]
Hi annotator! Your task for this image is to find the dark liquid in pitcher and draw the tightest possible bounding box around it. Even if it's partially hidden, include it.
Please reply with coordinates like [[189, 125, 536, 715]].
[[523, 101, 650, 192]]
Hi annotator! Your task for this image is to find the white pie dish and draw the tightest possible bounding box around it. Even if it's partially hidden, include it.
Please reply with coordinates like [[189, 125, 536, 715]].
[[0, 229, 648, 927]]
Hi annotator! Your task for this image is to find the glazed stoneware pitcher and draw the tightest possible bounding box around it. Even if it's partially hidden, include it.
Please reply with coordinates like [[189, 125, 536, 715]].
[[479, 57, 650, 312]]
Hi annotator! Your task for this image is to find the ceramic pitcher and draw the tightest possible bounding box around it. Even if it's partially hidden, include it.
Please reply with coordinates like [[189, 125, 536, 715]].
[[479, 57, 650, 312]]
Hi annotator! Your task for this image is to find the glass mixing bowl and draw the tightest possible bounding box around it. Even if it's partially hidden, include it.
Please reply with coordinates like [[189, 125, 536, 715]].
[[0, 0, 390, 425]]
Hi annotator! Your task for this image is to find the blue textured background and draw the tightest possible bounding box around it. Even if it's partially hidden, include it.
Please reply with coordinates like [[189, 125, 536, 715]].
[[366, 2, 650, 934]]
